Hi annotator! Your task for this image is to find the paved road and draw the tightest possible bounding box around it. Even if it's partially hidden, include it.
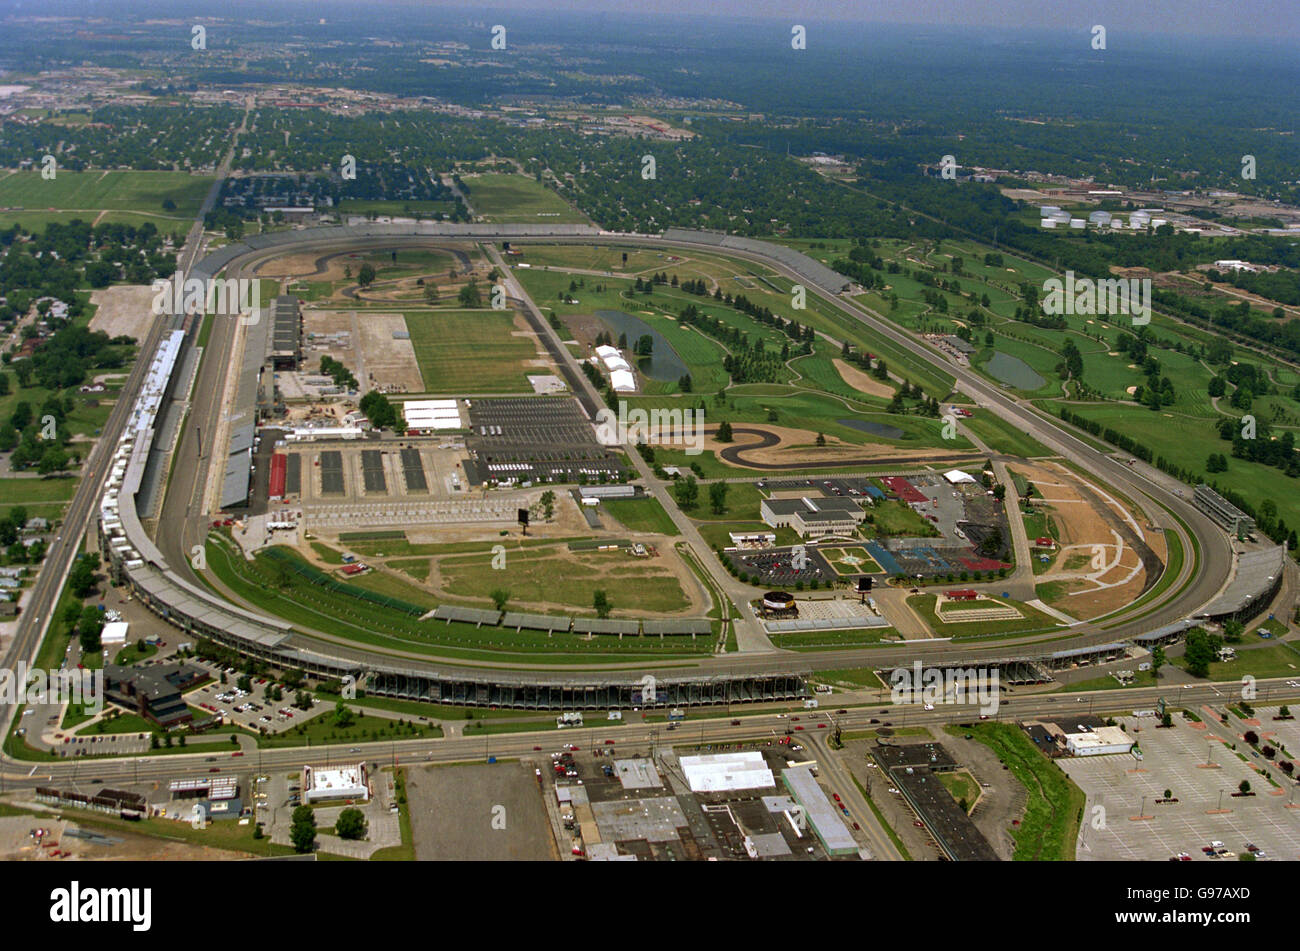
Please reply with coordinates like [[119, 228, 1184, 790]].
[[7, 678, 1300, 793]]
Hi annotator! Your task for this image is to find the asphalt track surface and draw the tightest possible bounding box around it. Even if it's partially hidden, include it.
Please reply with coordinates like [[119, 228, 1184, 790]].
[[710, 425, 980, 471], [19, 227, 1240, 690]]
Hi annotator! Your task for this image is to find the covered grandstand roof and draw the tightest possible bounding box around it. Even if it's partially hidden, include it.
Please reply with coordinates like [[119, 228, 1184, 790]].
[[1201, 545, 1286, 618], [501, 612, 572, 633], [431, 605, 502, 626], [572, 618, 640, 635], [642, 618, 712, 636]]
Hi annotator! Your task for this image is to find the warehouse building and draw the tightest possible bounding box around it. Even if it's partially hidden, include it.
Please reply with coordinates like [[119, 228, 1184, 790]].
[[680, 751, 775, 793], [760, 496, 866, 539], [402, 398, 464, 432]]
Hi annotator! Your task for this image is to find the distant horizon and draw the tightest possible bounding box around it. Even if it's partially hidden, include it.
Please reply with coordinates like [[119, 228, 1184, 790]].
[[3, 0, 1297, 43]]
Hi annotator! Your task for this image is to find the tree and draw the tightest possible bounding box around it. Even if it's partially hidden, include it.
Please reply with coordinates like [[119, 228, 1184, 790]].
[[816, 432, 826, 447], [490, 588, 510, 611], [357, 263, 376, 287], [708, 480, 729, 515], [1183, 627, 1219, 678], [715, 420, 733, 442], [458, 279, 483, 308], [1239, 780, 1252, 794], [69, 553, 100, 598], [333, 701, 354, 728], [592, 589, 612, 618], [78, 605, 103, 653], [335, 807, 367, 840], [673, 474, 699, 510], [1151, 646, 1165, 678], [290, 806, 317, 853]]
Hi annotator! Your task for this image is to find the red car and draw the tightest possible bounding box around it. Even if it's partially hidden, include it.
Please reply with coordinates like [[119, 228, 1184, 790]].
[[532, 746, 542, 751], [604, 739, 615, 745], [795, 726, 805, 731], [208, 767, 220, 773], [231, 752, 243, 757], [817, 724, 827, 729], [832, 793, 841, 803]]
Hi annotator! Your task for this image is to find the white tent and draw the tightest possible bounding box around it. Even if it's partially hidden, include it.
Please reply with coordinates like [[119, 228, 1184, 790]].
[[943, 469, 977, 484], [610, 369, 637, 392]]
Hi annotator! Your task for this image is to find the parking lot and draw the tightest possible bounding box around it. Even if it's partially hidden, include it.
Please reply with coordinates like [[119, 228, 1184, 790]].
[[186, 665, 327, 735], [1064, 713, 1300, 861], [727, 545, 833, 587]]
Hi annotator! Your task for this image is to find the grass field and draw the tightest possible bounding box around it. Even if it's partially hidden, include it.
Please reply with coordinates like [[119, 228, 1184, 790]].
[[438, 545, 691, 615], [909, 593, 1058, 637], [769, 627, 895, 650], [818, 546, 883, 575], [203, 535, 709, 662], [600, 496, 681, 535], [466, 173, 588, 223], [403, 309, 538, 393], [1173, 643, 1300, 681], [866, 500, 940, 537], [0, 169, 213, 222]]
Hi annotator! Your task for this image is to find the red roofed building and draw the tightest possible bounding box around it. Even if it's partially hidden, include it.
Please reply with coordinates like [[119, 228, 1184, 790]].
[[945, 589, 979, 601]]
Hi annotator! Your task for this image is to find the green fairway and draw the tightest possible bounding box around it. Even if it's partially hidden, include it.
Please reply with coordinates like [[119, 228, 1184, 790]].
[[403, 309, 539, 393]]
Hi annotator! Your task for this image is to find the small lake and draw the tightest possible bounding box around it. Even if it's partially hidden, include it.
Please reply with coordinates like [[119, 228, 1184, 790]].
[[837, 418, 905, 439], [595, 310, 688, 382], [985, 350, 1046, 390]]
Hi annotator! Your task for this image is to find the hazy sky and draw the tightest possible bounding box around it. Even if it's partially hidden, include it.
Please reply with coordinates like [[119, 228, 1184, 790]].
[[409, 0, 1295, 40]]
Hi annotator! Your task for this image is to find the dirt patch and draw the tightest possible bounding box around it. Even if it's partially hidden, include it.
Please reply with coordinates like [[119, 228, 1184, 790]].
[[405, 763, 555, 861], [832, 358, 896, 398], [1012, 460, 1166, 619], [355, 312, 423, 394], [303, 308, 360, 384], [88, 284, 158, 341]]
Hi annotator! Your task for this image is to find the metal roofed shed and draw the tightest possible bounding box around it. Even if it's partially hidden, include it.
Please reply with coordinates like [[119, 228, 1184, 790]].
[[431, 605, 501, 627], [641, 618, 711, 636], [680, 751, 776, 793], [501, 612, 572, 633], [572, 618, 640, 635], [781, 763, 857, 855]]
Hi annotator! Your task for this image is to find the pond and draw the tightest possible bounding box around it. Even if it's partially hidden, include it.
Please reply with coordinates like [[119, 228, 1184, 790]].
[[595, 310, 688, 382], [985, 350, 1046, 390], [837, 418, 905, 440]]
